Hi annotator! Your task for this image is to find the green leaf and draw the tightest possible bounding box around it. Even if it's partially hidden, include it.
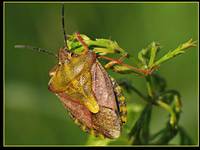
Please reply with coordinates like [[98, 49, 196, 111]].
[[112, 65, 139, 74], [179, 126, 193, 145], [89, 39, 127, 55], [148, 42, 161, 67], [137, 42, 160, 69], [152, 39, 196, 67], [93, 47, 115, 55], [129, 104, 152, 144], [150, 123, 178, 144], [137, 48, 149, 68], [118, 79, 136, 93], [118, 79, 148, 101], [67, 33, 128, 56], [156, 90, 182, 115], [157, 100, 177, 127], [140, 105, 152, 144]]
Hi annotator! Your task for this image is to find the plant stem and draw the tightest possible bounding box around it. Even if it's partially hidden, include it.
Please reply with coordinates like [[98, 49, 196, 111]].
[[145, 75, 154, 98], [141, 104, 152, 144], [156, 89, 181, 98], [129, 104, 152, 144], [156, 100, 177, 127], [148, 42, 158, 67]]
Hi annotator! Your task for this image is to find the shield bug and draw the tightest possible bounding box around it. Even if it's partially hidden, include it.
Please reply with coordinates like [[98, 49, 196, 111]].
[[47, 26, 129, 138], [15, 4, 149, 139]]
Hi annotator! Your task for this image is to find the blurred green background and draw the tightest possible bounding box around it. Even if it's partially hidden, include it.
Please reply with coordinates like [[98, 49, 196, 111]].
[[4, 2, 198, 145]]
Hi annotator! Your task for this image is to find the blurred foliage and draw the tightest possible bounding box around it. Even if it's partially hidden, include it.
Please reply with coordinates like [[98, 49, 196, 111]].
[[4, 2, 198, 145]]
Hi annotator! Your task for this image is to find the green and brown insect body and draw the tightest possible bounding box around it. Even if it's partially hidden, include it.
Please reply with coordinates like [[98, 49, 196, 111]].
[[48, 42, 127, 138]]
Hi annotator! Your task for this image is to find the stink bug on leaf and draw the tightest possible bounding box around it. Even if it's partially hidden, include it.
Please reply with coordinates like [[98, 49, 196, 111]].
[[48, 41, 127, 138], [15, 4, 149, 139]]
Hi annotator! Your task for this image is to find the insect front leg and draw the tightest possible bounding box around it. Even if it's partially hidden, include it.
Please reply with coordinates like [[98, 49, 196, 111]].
[[98, 55, 151, 76], [75, 32, 89, 54], [104, 54, 128, 69]]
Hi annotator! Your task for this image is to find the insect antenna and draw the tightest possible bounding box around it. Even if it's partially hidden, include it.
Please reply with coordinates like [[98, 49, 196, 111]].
[[14, 45, 57, 58], [62, 3, 68, 48]]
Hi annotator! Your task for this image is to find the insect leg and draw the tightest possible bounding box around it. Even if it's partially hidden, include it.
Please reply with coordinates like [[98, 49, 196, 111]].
[[97, 55, 152, 76], [75, 32, 89, 54], [104, 53, 128, 69]]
